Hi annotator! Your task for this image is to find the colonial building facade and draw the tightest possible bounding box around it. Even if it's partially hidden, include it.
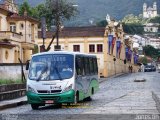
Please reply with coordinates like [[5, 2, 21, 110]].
[[37, 21, 139, 77], [0, 0, 39, 63]]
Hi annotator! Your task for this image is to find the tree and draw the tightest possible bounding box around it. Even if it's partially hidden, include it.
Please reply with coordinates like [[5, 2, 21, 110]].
[[18, 0, 78, 29], [143, 45, 160, 59], [19, 1, 32, 16], [121, 14, 148, 24], [96, 20, 108, 27], [149, 16, 160, 23], [44, 0, 78, 29], [31, 4, 46, 20], [122, 23, 144, 35]]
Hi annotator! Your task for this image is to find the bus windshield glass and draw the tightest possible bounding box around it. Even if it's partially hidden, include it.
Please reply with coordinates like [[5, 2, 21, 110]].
[[28, 54, 74, 81]]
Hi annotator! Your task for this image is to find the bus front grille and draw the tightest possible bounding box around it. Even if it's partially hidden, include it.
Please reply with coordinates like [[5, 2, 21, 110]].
[[37, 90, 62, 94], [39, 96, 60, 101]]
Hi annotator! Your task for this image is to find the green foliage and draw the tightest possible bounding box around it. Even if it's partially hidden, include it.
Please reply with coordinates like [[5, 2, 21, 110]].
[[0, 79, 22, 85], [143, 45, 160, 59], [31, 4, 46, 19], [19, 1, 45, 20], [16, 0, 160, 26], [149, 16, 160, 23], [121, 14, 148, 24], [44, 0, 78, 29], [121, 14, 146, 34], [122, 23, 144, 35], [96, 20, 108, 27], [18, 0, 78, 29], [19, 1, 33, 16]]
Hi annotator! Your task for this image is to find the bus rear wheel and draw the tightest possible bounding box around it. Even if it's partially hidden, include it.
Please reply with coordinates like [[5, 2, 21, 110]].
[[31, 104, 39, 110]]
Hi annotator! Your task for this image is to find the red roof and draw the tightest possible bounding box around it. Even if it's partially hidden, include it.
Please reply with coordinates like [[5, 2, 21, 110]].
[[38, 26, 105, 38], [7, 13, 39, 23]]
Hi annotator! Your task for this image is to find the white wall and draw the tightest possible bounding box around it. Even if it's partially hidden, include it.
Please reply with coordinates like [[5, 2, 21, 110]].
[[0, 14, 8, 31], [0, 65, 27, 80]]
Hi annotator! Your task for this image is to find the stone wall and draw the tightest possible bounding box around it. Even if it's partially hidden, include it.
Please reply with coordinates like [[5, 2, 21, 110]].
[[0, 64, 27, 80]]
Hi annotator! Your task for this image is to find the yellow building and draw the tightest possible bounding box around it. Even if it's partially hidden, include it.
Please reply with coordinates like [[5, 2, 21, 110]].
[[37, 20, 139, 77], [0, 0, 39, 63]]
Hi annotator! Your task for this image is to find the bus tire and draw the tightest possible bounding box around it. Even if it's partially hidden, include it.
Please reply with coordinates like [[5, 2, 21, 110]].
[[31, 104, 39, 110], [55, 103, 62, 108]]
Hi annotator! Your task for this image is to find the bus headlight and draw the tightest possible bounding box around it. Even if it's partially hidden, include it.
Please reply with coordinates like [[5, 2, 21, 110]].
[[27, 85, 36, 93], [63, 84, 72, 92]]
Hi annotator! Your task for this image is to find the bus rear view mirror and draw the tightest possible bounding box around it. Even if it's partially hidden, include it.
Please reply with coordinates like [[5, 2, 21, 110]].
[[26, 60, 30, 70]]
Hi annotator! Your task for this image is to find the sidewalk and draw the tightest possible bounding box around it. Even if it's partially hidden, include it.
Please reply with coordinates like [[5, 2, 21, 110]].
[[0, 96, 27, 110], [0, 72, 129, 111], [99, 72, 129, 83], [152, 91, 160, 113]]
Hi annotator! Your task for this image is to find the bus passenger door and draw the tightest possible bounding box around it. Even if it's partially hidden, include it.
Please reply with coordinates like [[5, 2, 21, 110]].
[[75, 56, 85, 94]]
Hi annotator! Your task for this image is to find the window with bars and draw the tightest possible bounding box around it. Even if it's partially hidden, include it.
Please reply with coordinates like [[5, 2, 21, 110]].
[[89, 44, 95, 53], [73, 45, 80, 52], [97, 44, 103, 52]]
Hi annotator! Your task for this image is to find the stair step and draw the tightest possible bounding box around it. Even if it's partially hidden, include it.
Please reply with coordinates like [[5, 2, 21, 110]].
[[0, 89, 26, 101], [0, 84, 26, 93]]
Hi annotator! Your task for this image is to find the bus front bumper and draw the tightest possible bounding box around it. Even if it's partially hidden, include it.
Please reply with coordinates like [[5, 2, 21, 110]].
[[27, 90, 75, 104]]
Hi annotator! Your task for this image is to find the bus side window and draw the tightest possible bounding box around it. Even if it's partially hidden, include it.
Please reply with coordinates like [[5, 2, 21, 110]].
[[89, 57, 94, 75], [93, 58, 98, 74], [76, 56, 84, 76], [84, 57, 90, 75]]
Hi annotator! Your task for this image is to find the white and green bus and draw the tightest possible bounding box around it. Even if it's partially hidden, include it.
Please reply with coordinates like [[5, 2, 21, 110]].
[[26, 51, 99, 109]]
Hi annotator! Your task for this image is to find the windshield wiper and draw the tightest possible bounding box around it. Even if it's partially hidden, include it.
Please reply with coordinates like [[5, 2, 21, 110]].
[[54, 66, 62, 81]]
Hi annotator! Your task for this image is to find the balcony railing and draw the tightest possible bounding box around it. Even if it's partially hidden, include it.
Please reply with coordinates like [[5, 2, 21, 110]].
[[0, 31, 22, 42]]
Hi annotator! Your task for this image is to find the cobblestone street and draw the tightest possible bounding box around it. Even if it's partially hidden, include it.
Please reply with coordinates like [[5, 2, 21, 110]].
[[0, 72, 160, 120]]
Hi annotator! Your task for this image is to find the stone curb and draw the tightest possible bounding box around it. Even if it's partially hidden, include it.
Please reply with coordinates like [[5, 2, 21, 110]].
[[152, 91, 160, 113], [0, 99, 27, 111], [99, 73, 129, 83]]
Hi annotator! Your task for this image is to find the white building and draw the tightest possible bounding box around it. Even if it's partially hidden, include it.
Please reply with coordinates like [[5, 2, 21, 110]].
[[143, 2, 158, 18], [149, 38, 160, 49], [132, 35, 148, 47], [144, 23, 159, 33]]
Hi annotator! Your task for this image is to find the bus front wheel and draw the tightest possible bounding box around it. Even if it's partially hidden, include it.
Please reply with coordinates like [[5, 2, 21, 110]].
[[31, 104, 39, 110]]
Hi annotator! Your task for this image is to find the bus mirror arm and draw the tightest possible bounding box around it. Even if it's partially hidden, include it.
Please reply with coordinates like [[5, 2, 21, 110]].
[[26, 60, 30, 70]]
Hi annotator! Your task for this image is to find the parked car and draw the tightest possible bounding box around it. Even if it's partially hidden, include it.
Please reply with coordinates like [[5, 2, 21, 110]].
[[144, 65, 156, 72], [151, 65, 156, 72]]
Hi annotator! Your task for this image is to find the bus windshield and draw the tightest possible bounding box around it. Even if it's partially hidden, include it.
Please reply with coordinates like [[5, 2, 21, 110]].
[[28, 54, 74, 81]]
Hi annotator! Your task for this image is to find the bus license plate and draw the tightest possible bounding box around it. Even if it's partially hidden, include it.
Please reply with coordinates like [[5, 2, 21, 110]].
[[45, 100, 54, 104]]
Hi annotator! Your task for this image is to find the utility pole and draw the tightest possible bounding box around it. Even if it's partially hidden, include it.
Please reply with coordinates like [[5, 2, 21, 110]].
[[55, 0, 61, 51]]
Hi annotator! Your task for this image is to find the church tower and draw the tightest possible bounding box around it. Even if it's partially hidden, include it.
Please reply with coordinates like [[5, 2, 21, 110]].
[[143, 2, 158, 18], [143, 3, 147, 18], [143, 3, 147, 12], [4, 0, 18, 13], [153, 2, 158, 17], [153, 2, 157, 10]]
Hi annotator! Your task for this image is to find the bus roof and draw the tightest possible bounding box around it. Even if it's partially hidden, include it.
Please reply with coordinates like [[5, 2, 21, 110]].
[[32, 51, 96, 58]]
